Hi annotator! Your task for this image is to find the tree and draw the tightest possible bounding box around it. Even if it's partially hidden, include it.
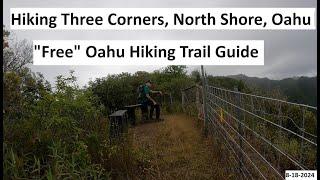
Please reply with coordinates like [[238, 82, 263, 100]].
[[3, 26, 33, 73], [3, 25, 10, 48], [191, 70, 201, 83], [163, 65, 187, 77], [3, 26, 51, 120]]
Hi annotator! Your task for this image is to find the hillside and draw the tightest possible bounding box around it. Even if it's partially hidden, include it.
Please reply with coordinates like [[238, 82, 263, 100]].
[[228, 74, 317, 106]]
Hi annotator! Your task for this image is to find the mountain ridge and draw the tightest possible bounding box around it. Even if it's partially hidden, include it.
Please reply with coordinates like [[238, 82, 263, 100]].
[[226, 74, 317, 106]]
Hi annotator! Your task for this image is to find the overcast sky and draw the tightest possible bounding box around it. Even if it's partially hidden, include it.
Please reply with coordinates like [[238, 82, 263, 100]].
[[3, 0, 317, 86]]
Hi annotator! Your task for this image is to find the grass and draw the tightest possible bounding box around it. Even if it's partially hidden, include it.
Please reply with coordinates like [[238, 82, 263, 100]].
[[130, 113, 236, 179]]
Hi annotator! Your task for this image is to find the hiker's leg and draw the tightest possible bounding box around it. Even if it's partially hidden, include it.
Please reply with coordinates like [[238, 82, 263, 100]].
[[149, 101, 154, 119], [140, 103, 148, 121], [155, 104, 160, 119]]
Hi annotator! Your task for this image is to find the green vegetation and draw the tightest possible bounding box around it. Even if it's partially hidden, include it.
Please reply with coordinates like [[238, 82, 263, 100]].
[[228, 74, 317, 106], [88, 65, 192, 115], [3, 26, 317, 179], [2, 29, 196, 178], [2, 30, 241, 178]]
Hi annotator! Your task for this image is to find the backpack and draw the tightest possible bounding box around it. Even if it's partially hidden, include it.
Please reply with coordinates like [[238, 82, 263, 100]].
[[137, 84, 145, 103], [137, 84, 144, 94]]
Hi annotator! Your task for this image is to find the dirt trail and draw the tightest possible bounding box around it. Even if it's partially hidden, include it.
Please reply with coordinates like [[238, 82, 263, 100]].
[[131, 114, 232, 180]]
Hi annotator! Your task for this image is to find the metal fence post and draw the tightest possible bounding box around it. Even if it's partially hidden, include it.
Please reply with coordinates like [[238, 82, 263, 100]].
[[300, 107, 305, 165], [201, 65, 208, 137], [196, 85, 201, 120], [277, 103, 282, 170], [234, 87, 244, 175]]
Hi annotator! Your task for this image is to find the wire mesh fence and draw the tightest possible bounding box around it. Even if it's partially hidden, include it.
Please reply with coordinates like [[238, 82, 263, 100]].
[[181, 77, 317, 179]]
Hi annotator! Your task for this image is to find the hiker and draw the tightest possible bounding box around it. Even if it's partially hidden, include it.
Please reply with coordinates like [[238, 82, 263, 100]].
[[150, 87, 164, 121], [138, 80, 163, 121]]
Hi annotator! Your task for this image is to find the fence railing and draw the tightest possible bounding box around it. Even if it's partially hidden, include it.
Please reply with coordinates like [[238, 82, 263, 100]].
[[181, 81, 317, 179]]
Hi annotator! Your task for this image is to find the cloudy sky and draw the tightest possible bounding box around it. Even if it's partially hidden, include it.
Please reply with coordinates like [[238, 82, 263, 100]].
[[3, 0, 317, 86]]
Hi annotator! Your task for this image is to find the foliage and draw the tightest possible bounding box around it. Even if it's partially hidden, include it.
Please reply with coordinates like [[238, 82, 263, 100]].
[[228, 74, 317, 106], [4, 70, 105, 178], [206, 75, 250, 92], [3, 27, 317, 178], [89, 65, 192, 114], [3, 26, 33, 73]]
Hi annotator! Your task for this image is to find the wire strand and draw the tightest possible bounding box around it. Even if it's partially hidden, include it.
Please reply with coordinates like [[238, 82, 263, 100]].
[[206, 90, 317, 146]]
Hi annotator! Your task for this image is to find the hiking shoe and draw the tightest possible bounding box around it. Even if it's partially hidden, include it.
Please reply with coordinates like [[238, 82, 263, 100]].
[[149, 118, 157, 122], [156, 118, 164, 121]]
